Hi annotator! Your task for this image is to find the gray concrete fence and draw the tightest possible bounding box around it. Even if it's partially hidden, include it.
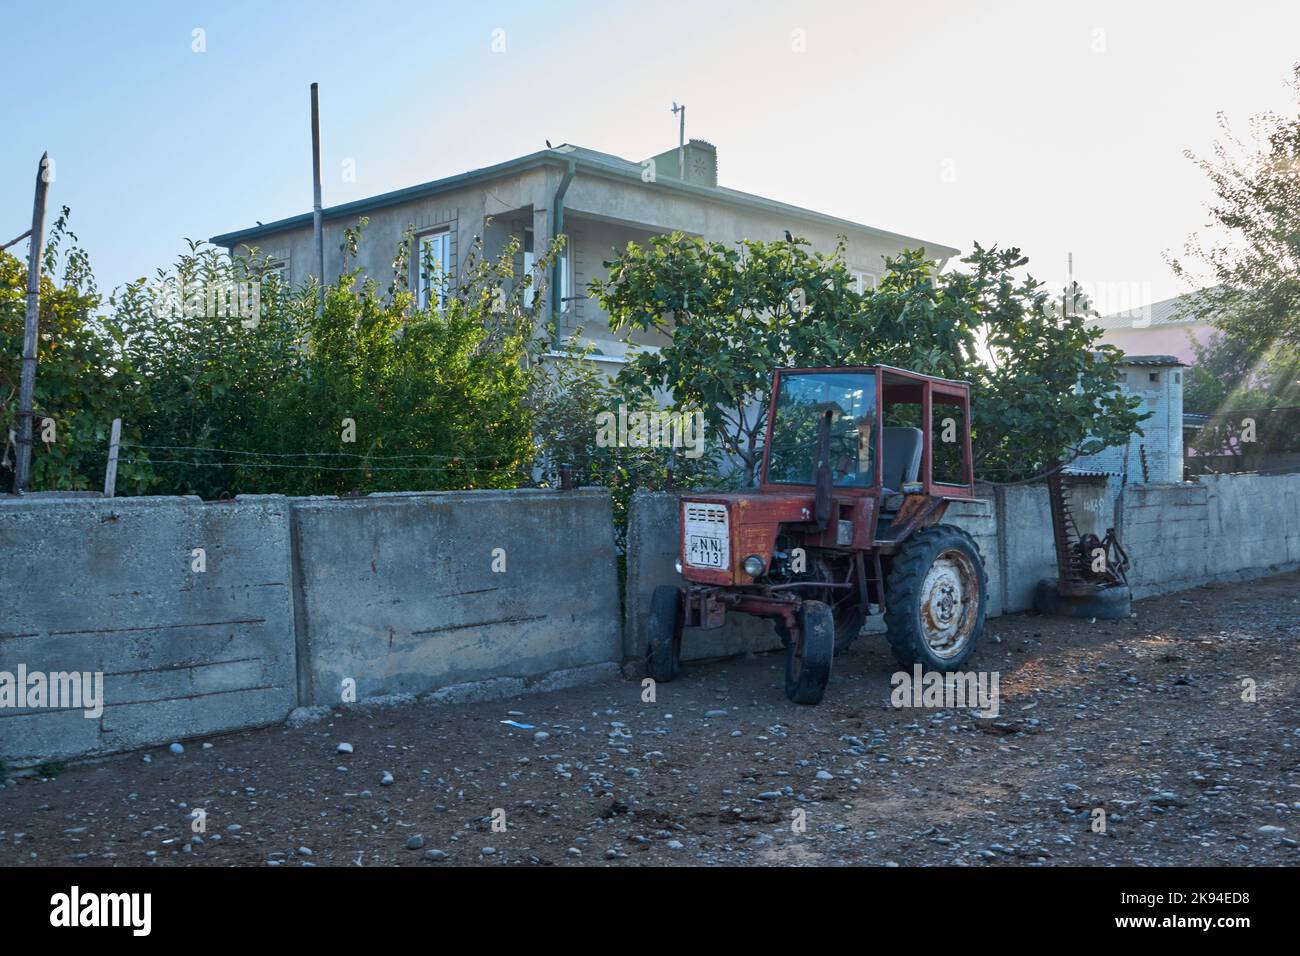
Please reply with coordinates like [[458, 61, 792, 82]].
[[1, 489, 620, 767], [0, 495, 298, 766], [3, 474, 1297, 767]]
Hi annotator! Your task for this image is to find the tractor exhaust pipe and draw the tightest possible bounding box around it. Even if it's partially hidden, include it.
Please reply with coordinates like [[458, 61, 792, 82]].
[[813, 408, 833, 532]]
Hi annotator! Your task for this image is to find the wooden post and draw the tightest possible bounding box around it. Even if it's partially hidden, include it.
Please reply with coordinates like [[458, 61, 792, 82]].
[[103, 418, 122, 497], [13, 152, 50, 494], [310, 82, 325, 317]]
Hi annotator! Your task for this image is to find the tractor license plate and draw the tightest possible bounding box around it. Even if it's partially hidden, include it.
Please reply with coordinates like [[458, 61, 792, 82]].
[[683, 503, 730, 570]]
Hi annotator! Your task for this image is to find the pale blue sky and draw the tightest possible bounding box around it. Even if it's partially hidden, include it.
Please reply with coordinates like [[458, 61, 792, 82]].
[[3, 0, 1298, 310]]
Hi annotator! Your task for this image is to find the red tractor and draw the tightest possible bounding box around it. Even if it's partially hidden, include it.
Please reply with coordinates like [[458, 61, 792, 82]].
[[648, 365, 988, 704]]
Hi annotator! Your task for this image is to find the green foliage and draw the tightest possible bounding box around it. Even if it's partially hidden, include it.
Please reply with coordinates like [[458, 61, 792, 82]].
[[1185, 332, 1300, 416], [111, 230, 555, 497], [1, 210, 151, 493], [530, 338, 730, 557], [35, 760, 66, 778], [1172, 62, 1300, 419], [593, 235, 1143, 484], [591, 233, 865, 483]]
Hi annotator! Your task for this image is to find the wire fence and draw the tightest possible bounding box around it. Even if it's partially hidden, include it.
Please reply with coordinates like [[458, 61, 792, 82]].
[[109, 437, 1074, 497]]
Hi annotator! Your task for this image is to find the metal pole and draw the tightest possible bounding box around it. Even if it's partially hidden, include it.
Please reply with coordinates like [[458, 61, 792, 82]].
[[311, 83, 325, 316], [14, 152, 50, 494], [103, 417, 122, 497], [672, 102, 686, 180]]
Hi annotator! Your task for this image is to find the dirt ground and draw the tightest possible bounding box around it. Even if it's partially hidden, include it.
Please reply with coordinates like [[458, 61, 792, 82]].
[[3, 572, 1298, 867]]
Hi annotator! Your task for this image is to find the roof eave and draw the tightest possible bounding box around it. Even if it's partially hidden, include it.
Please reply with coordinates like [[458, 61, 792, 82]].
[[211, 149, 959, 258]]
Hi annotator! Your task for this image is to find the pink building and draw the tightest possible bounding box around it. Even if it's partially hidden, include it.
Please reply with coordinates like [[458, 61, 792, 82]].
[[1090, 291, 1216, 365]]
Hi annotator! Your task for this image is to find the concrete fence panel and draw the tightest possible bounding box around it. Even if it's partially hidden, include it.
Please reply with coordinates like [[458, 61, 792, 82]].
[[0, 495, 297, 765], [289, 489, 621, 706], [1121, 482, 1211, 597], [1122, 474, 1300, 597]]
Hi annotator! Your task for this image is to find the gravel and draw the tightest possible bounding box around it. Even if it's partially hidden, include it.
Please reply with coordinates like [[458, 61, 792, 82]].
[[3, 571, 1297, 867]]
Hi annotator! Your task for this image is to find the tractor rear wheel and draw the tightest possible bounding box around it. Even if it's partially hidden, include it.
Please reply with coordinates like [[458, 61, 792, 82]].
[[785, 600, 835, 705], [884, 524, 986, 672], [645, 585, 684, 682]]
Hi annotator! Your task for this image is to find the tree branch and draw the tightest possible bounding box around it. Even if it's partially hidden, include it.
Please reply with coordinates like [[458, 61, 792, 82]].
[[2, 229, 33, 252]]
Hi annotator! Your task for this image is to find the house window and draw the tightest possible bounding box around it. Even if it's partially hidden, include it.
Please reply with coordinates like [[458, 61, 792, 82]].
[[416, 229, 451, 310], [558, 250, 571, 313], [264, 259, 289, 288], [1149, 372, 1160, 383], [852, 270, 877, 294], [521, 227, 535, 308]]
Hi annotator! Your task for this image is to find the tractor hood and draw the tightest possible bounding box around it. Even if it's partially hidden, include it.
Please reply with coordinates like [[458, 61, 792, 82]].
[[677, 492, 815, 586]]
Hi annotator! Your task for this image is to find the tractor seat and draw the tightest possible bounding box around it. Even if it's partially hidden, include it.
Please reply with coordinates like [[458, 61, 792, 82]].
[[881, 426, 923, 497]]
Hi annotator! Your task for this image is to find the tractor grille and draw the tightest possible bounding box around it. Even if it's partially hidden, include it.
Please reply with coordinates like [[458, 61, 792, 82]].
[[683, 503, 728, 526], [682, 502, 730, 571]]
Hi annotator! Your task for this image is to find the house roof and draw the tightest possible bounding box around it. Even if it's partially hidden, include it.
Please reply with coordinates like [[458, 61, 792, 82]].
[[1091, 289, 1216, 331], [1120, 354, 1186, 367], [210, 143, 960, 257]]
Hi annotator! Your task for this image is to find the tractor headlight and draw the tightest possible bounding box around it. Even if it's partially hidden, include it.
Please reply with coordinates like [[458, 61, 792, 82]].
[[742, 554, 765, 577]]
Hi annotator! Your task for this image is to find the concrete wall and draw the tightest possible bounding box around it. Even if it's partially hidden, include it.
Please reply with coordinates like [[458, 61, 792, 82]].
[[290, 489, 621, 706], [5, 475, 1295, 766], [1, 488, 621, 767], [1121, 473, 1300, 597], [0, 495, 297, 765]]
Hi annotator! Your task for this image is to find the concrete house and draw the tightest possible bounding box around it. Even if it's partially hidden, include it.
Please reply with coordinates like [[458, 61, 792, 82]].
[[1090, 290, 1216, 366], [211, 139, 959, 371]]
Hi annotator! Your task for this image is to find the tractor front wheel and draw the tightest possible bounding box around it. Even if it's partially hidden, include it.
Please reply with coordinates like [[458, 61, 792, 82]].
[[785, 600, 835, 704], [884, 524, 986, 672], [645, 585, 684, 682]]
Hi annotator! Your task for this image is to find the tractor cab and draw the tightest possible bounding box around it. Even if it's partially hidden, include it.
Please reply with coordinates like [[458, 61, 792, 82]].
[[762, 365, 976, 539], [652, 365, 988, 706]]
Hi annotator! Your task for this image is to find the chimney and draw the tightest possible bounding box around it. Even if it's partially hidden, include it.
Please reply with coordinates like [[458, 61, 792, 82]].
[[644, 139, 718, 187]]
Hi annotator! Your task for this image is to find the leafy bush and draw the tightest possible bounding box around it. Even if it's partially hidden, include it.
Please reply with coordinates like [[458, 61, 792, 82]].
[[1, 211, 152, 493], [110, 229, 554, 497], [530, 338, 730, 557]]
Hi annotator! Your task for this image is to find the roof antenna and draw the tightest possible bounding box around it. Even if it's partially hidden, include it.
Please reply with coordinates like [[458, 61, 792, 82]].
[[1065, 251, 1074, 318], [671, 102, 686, 180]]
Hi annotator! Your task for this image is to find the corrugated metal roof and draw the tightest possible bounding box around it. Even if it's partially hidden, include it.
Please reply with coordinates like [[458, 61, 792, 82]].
[[1091, 289, 1216, 330]]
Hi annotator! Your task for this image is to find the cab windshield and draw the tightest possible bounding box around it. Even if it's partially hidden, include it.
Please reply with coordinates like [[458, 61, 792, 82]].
[[765, 370, 877, 487]]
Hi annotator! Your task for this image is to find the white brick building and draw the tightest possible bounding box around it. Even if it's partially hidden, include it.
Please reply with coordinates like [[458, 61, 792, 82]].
[[1074, 355, 1185, 485]]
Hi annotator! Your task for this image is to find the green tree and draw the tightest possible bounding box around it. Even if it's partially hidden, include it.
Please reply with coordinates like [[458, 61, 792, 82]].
[[593, 235, 1141, 484], [1171, 62, 1300, 414], [591, 233, 865, 484], [1, 210, 151, 493], [530, 337, 728, 556]]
